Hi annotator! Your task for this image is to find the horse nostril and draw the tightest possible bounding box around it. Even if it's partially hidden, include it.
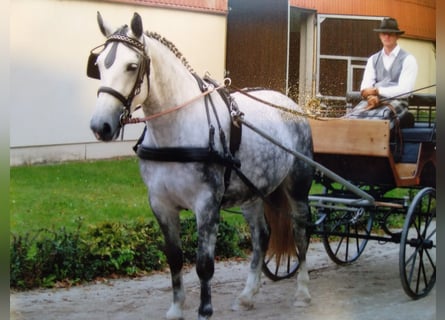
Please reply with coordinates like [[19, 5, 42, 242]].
[[102, 122, 112, 136], [90, 119, 114, 141]]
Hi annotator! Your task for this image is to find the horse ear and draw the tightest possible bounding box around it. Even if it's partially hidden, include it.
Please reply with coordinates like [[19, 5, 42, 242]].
[[97, 11, 113, 37], [131, 12, 143, 38]]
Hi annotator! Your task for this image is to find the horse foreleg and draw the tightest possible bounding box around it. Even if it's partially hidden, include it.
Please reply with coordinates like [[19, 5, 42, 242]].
[[165, 243, 186, 319], [155, 212, 185, 320], [233, 200, 269, 310], [195, 207, 220, 319]]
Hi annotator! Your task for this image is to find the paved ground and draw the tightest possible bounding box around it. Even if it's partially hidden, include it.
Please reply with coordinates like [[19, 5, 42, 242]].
[[11, 240, 436, 320]]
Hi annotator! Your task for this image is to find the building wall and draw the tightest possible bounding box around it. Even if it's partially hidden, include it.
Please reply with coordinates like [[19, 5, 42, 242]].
[[398, 38, 436, 93], [226, 0, 289, 92], [290, 0, 436, 98], [315, 15, 436, 100], [10, 0, 227, 165], [10, 0, 436, 166], [290, 0, 436, 41]]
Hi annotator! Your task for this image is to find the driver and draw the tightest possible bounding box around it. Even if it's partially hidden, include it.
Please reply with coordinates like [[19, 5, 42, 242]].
[[345, 17, 418, 129]]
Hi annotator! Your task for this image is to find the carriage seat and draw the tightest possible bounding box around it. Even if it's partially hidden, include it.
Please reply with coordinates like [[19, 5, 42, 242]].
[[346, 92, 436, 163], [396, 124, 436, 163], [345, 91, 414, 129], [401, 124, 436, 143]]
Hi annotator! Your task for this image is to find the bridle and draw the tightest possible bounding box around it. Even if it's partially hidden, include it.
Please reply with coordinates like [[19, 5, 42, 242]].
[[87, 33, 151, 125]]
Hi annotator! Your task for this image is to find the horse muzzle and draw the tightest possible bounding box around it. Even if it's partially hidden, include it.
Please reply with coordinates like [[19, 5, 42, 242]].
[[90, 112, 122, 142]]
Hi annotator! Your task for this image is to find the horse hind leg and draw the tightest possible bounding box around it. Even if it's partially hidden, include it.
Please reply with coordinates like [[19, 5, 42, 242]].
[[287, 188, 312, 307], [264, 185, 312, 307], [232, 199, 269, 311]]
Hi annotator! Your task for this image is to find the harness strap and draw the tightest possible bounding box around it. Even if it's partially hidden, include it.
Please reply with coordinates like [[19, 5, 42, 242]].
[[97, 86, 129, 106], [135, 143, 275, 208], [203, 75, 242, 155], [131, 75, 291, 208], [136, 145, 240, 167], [135, 144, 273, 208], [201, 74, 242, 190]]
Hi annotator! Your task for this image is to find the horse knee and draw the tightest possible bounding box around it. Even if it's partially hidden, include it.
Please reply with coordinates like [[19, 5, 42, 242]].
[[164, 244, 183, 274], [260, 226, 270, 253], [196, 254, 215, 281]]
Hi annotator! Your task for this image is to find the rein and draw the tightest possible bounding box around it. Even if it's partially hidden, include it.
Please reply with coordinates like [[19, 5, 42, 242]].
[[229, 84, 326, 121], [122, 80, 230, 124]]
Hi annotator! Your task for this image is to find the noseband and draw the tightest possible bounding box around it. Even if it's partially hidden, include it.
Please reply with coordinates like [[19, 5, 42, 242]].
[[87, 34, 151, 125]]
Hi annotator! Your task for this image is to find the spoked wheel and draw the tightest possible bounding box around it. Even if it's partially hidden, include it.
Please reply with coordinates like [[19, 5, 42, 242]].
[[262, 210, 311, 281], [262, 227, 311, 281], [321, 206, 374, 265], [399, 187, 436, 299], [262, 250, 300, 281]]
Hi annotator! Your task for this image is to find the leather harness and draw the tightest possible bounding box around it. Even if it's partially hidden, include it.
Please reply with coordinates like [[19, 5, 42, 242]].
[[133, 74, 242, 191]]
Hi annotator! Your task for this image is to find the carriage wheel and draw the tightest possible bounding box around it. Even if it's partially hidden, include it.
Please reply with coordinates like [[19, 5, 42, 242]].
[[262, 250, 300, 281], [399, 187, 436, 299], [262, 215, 311, 281], [262, 228, 311, 281], [321, 206, 374, 265]]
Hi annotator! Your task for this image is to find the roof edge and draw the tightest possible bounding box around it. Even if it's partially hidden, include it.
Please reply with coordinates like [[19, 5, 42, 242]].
[[100, 0, 228, 15]]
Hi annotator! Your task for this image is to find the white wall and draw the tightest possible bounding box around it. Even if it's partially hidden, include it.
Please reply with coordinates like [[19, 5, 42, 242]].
[[10, 0, 227, 165], [399, 38, 436, 94]]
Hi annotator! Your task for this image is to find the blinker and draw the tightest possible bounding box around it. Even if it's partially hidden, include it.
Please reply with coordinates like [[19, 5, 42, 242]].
[[87, 44, 105, 80], [87, 52, 101, 79]]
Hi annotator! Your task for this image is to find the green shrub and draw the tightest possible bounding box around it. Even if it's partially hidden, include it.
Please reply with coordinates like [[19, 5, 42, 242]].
[[84, 219, 166, 278], [10, 226, 86, 289], [10, 216, 250, 290], [179, 216, 249, 263]]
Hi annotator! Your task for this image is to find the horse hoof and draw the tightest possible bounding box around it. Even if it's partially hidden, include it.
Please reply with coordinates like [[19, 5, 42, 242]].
[[198, 304, 213, 320], [293, 298, 311, 308], [232, 296, 254, 311], [293, 292, 311, 308], [166, 313, 184, 320], [166, 303, 184, 320]]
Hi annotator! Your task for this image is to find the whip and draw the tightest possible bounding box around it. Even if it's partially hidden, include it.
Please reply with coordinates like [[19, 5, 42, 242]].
[[379, 84, 436, 103]]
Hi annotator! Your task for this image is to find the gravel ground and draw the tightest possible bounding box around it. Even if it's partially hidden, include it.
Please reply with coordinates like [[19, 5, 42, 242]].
[[10, 240, 436, 320]]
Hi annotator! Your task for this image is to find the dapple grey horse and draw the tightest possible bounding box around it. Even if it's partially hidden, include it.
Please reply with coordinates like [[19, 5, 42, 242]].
[[89, 12, 313, 320]]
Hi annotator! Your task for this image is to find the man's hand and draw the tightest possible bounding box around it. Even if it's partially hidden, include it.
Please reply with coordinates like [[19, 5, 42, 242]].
[[365, 95, 380, 110], [361, 87, 379, 99]]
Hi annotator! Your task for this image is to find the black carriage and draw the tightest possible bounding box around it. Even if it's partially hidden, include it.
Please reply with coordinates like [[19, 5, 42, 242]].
[[262, 92, 436, 300]]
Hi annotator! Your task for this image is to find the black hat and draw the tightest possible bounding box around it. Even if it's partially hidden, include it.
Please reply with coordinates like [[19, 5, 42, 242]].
[[373, 17, 404, 34]]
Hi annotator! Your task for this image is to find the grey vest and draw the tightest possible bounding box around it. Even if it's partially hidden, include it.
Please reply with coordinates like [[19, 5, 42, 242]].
[[372, 49, 408, 88]]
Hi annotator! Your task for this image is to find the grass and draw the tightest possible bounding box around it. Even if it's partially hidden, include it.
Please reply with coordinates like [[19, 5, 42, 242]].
[[10, 158, 151, 235], [10, 157, 409, 237], [9, 157, 245, 236]]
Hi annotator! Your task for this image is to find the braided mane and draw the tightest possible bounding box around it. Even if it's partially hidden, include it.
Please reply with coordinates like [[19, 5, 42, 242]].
[[145, 31, 195, 74]]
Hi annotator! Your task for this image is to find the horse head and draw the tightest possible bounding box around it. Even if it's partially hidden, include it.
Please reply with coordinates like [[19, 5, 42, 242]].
[[89, 12, 150, 141]]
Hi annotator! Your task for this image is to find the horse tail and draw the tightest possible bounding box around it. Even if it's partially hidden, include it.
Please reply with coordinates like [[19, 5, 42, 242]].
[[264, 188, 296, 261]]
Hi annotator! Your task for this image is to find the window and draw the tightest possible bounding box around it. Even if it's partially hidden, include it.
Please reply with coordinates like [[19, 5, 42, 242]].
[[316, 15, 382, 101]]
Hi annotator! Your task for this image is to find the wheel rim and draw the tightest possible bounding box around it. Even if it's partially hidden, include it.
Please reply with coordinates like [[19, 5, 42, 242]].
[[399, 187, 436, 299], [262, 250, 300, 281], [322, 207, 373, 265]]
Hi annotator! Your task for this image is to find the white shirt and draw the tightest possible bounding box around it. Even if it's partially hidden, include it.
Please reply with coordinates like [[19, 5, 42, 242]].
[[360, 45, 418, 98]]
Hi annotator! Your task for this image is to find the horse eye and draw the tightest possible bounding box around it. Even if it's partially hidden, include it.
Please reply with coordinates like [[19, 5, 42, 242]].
[[127, 63, 138, 72]]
